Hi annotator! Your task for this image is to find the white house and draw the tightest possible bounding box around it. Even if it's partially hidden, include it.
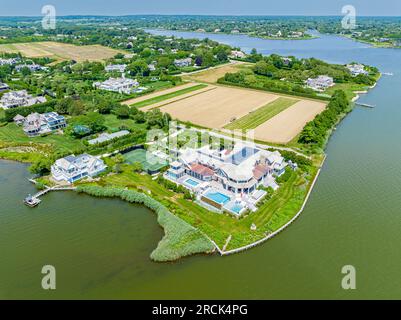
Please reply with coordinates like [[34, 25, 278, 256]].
[[346, 64, 369, 76], [0, 58, 19, 66], [93, 76, 139, 94], [306, 75, 335, 91], [15, 64, 46, 72], [51, 154, 107, 184], [0, 90, 46, 109], [16, 112, 66, 137], [105, 64, 127, 73], [174, 58, 192, 68], [167, 143, 288, 195], [230, 50, 246, 59]]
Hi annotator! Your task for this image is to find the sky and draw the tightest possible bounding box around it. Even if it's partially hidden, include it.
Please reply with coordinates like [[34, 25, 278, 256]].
[[0, 0, 400, 16]]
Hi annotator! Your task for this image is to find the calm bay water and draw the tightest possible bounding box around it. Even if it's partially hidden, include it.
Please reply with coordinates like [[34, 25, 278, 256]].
[[1, 31, 401, 299]]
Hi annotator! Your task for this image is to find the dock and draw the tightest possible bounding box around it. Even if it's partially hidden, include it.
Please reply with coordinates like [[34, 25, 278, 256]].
[[24, 180, 76, 207], [355, 102, 375, 109]]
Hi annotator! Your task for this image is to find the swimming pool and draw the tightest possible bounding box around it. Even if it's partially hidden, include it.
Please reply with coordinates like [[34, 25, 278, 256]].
[[225, 202, 245, 215], [185, 178, 200, 187], [204, 191, 231, 205]]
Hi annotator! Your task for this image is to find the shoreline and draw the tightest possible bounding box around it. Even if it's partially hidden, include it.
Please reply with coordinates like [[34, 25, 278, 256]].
[[218, 154, 326, 255]]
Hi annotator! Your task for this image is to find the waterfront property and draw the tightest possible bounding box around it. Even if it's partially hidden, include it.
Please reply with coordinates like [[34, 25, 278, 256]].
[[165, 142, 290, 215], [88, 130, 130, 145], [51, 154, 107, 183], [0, 90, 46, 109], [14, 111, 66, 136], [93, 76, 139, 94], [306, 75, 335, 91], [230, 50, 246, 59], [346, 63, 369, 76]]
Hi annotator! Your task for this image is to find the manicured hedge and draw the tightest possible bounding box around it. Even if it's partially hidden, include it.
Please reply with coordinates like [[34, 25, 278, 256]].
[[76, 185, 215, 261]]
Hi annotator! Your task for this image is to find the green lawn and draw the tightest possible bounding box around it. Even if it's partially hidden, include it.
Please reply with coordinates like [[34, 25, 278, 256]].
[[0, 122, 84, 153], [131, 84, 208, 109], [325, 83, 369, 101], [224, 97, 298, 130], [103, 114, 146, 132]]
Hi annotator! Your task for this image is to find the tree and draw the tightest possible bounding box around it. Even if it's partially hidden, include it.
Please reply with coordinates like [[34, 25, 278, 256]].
[[113, 154, 125, 164], [55, 98, 74, 114], [29, 157, 52, 175], [114, 104, 130, 119], [68, 100, 86, 116], [131, 161, 143, 173]]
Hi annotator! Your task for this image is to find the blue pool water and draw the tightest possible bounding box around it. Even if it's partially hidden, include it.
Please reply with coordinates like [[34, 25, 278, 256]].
[[204, 191, 231, 205], [185, 178, 200, 187], [227, 203, 244, 215]]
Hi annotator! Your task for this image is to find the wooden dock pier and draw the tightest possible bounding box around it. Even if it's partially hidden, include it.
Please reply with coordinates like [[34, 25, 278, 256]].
[[355, 102, 375, 109], [24, 180, 76, 207]]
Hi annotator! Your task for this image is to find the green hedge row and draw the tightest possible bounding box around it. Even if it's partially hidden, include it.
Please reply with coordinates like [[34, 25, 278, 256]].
[[217, 79, 331, 101]]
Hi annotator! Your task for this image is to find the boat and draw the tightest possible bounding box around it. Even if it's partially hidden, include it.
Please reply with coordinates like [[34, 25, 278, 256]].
[[24, 195, 41, 207]]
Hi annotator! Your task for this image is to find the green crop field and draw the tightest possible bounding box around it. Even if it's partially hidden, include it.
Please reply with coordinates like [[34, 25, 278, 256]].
[[224, 97, 298, 130], [131, 84, 208, 108]]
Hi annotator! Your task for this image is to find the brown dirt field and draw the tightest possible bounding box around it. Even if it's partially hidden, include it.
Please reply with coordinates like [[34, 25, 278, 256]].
[[183, 61, 252, 83], [253, 100, 327, 144], [140, 86, 216, 111], [159, 86, 279, 128], [121, 82, 199, 106], [0, 41, 123, 62]]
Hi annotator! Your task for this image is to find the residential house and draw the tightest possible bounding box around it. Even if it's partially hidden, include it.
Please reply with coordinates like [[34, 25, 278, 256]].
[[346, 64, 369, 76], [306, 75, 335, 91], [168, 144, 287, 195], [230, 50, 246, 59], [15, 64, 46, 72], [174, 58, 192, 68], [93, 76, 139, 94], [0, 58, 19, 66], [51, 154, 107, 183], [0, 90, 46, 109], [15, 112, 66, 136], [105, 64, 127, 73]]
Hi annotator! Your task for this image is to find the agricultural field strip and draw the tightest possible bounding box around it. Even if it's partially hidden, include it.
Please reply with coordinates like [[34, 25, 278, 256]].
[[253, 99, 327, 144], [184, 61, 252, 83], [140, 86, 217, 112], [131, 84, 209, 109], [121, 82, 200, 106], [159, 86, 280, 129], [224, 97, 299, 130], [0, 41, 122, 62]]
